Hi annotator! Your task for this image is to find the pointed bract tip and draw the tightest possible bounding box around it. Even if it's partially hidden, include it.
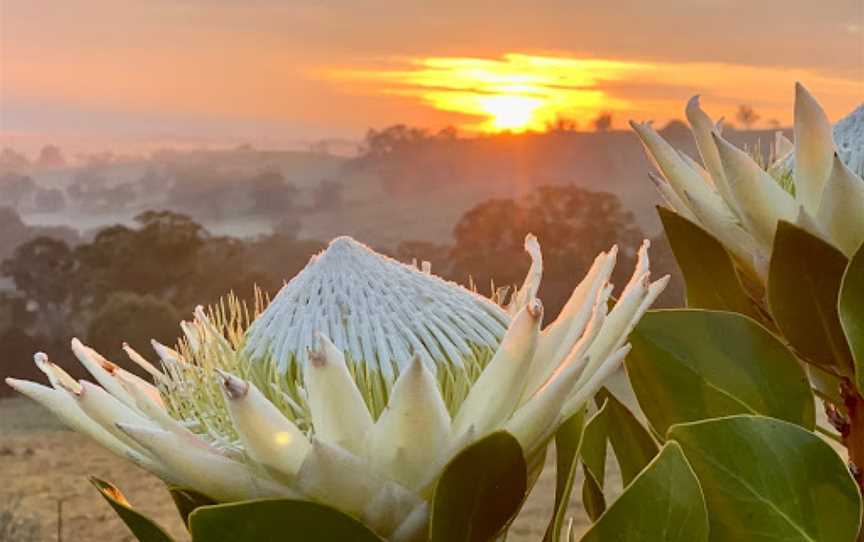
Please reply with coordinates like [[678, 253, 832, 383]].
[[5, 377, 22, 391], [308, 345, 327, 369], [215, 369, 249, 400], [527, 298, 544, 319], [33, 352, 49, 367]]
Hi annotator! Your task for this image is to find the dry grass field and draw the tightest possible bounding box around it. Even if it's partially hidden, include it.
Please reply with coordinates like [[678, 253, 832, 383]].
[[0, 395, 625, 542]]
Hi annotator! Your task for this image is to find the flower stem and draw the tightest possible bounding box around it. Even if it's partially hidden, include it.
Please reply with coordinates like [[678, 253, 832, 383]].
[[839, 381, 864, 541]]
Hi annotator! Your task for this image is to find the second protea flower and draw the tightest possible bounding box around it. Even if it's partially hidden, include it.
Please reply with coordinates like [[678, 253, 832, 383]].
[[631, 83, 864, 283], [7, 236, 666, 540]]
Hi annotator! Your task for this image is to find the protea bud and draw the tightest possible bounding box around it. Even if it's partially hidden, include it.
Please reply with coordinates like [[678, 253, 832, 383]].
[[633, 83, 864, 281]]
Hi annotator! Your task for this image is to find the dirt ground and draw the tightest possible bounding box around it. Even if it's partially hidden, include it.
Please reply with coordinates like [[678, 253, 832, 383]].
[[0, 396, 621, 541]]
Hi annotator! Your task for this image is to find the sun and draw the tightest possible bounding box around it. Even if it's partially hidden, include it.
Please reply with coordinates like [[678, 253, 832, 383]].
[[478, 94, 543, 132], [325, 53, 643, 133]]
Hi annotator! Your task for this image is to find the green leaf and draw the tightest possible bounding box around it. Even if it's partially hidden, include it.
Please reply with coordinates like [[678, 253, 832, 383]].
[[579, 442, 708, 542], [595, 390, 658, 486], [168, 487, 215, 529], [670, 415, 861, 542], [90, 478, 176, 542], [544, 408, 586, 542], [189, 499, 384, 542], [658, 206, 760, 319], [580, 468, 606, 523], [768, 221, 853, 371], [627, 309, 816, 435], [579, 403, 608, 488], [840, 242, 864, 395], [430, 431, 527, 542], [579, 402, 609, 523]]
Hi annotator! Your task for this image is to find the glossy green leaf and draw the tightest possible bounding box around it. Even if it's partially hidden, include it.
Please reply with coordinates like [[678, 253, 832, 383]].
[[658, 206, 760, 319], [544, 408, 586, 542], [670, 415, 861, 542], [579, 402, 609, 523], [189, 499, 384, 542], [768, 221, 852, 371], [596, 390, 658, 486], [627, 309, 816, 435], [430, 431, 527, 542], [840, 242, 864, 395], [91, 478, 176, 542], [579, 403, 608, 488], [581, 468, 606, 523], [580, 442, 708, 542], [168, 487, 215, 529]]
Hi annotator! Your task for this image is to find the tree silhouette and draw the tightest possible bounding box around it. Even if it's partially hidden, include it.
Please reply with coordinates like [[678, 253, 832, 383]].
[[36, 145, 66, 167], [592, 112, 613, 132], [450, 185, 644, 318], [736, 105, 761, 130]]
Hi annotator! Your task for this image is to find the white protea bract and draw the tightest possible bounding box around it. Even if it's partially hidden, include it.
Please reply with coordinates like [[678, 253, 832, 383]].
[[634, 83, 864, 283], [6, 235, 666, 540]]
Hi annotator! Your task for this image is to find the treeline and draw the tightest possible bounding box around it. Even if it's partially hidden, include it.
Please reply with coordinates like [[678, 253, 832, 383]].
[[0, 184, 682, 395]]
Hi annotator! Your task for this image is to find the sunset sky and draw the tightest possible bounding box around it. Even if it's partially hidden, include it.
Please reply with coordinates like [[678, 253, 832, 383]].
[[1, 0, 862, 153]]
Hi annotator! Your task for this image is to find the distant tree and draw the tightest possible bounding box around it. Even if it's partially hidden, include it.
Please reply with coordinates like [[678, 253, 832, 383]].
[[436, 126, 459, 140], [391, 240, 453, 276], [36, 145, 66, 167], [311, 179, 344, 211], [86, 292, 181, 371], [67, 168, 109, 201], [0, 326, 42, 393], [767, 118, 782, 129], [0, 206, 78, 263], [659, 119, 692, 140], [0, 173, 37, 209], [272, 216, 301, 240], [592, 112, 613, 132], [547, 116, 579, 133], [75, 210, 207, 307], [1, 236, 78, 336], [451, 185, 644, 317], [360, 125, 431, 158], [0, 148, 29, 170], [32, 188, 65, 213], [736, 105, 761, 130], [248, 168, 298, 217], [165, 163, 247, 220]]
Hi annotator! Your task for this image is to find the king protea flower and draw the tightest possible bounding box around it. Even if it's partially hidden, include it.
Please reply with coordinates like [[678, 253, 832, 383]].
[[631, 83, 864, 282], [6, 235, 666, 541]]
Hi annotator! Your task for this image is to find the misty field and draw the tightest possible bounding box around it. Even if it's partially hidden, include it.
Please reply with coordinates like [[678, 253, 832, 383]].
[[0, 396, 622, 541]]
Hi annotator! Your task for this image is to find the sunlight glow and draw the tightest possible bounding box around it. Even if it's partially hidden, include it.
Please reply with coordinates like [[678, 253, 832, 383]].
[[479, 95, 543, 131], [326, 54, 648, 132]]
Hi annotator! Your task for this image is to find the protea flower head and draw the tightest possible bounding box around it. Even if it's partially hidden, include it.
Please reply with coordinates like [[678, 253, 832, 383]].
[[6, 235, 667, 540], [631, 83, 864, 282]]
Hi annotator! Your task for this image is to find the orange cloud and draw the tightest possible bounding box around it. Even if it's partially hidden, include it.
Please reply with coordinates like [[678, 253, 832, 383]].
[[321, 53, 863, 132]]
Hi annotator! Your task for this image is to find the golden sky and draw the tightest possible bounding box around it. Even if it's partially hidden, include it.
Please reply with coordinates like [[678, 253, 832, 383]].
[[1, 0, 862, 150]]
